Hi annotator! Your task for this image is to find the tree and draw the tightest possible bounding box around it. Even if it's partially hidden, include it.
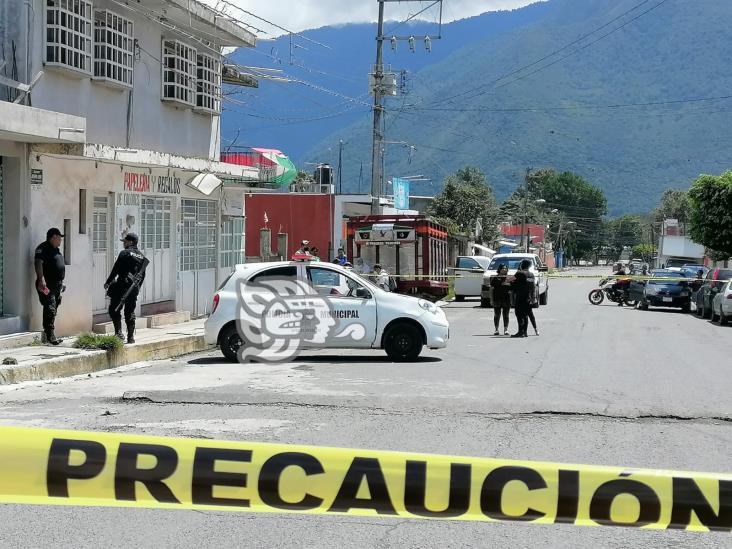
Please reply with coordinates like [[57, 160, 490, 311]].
[[502, 169, 607, 261], [632, 243, 657, 263], [688, 172, 732, 257], [428, 166, 500, 242], [606, 215, 644, 261], [653, 189, 690, 225]]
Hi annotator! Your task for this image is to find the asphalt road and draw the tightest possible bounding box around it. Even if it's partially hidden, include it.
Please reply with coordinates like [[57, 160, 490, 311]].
[[1, 267, 730, 548]]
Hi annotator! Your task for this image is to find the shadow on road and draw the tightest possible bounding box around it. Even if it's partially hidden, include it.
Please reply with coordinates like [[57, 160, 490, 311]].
[[186, 355, 442, 365]]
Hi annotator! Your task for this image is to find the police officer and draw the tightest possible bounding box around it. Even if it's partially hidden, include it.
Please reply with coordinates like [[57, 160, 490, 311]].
[[104, 233, 146, 343], [34, 228, 66, 345], [510, 259, 534, 338]]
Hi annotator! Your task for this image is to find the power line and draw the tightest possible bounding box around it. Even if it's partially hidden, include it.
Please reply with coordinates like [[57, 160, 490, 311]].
[[214, 0, 331, 49], [407, 94, 732, 114], [423, 0, 668, 108]]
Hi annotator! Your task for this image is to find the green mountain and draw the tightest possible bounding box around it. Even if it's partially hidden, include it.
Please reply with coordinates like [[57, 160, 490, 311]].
[[302, 0, 732, 216]]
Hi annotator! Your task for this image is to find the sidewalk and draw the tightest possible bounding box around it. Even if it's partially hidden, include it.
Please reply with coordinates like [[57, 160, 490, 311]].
[[0, 319, 211, 385]]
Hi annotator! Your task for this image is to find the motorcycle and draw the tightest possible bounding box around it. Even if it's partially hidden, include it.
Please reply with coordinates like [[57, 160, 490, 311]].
[[588, 277, 637, 306]]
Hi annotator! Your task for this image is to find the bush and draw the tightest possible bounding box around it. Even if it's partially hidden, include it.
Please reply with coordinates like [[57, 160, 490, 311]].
[[73, 333, 123, 352]]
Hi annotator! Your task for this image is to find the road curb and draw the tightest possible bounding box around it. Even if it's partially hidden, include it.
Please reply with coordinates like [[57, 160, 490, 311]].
[[0, 334, 213, 385]]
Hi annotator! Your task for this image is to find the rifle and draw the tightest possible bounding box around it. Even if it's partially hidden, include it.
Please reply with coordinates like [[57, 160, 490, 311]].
[[114, 257, 150, 313]]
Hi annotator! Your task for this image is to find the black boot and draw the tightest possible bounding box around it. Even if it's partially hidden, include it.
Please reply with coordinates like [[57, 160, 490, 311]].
[[112, 319, 124, 341], [45, 331, 63, 345], [126, 320, 135, 344]]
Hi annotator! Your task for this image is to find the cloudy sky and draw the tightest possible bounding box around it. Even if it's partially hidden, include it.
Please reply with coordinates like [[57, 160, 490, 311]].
[[206, 1, 543, 36]]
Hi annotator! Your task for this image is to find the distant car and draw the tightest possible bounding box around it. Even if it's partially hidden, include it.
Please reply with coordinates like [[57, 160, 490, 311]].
[[480, 253, 549, 308], [633, 269, 693, 313], [452, 255, 493, 302], [682, 264, 709, 278], [711, 280, 732, 325], [695, 268, 732, 319]]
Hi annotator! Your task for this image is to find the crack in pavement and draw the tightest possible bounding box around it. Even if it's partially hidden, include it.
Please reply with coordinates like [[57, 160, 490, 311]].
[[119, 394, 732, 425]]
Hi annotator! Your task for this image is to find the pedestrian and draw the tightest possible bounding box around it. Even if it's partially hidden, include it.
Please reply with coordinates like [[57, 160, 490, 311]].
[[490, 264, 511, 335], [510, 259, 534, 338], [310, 246, 321, 262], [373, 263, 391, 291], [34, 228, 66, 345], [336, 247, 348, 266], [104, 233, 147, 344]]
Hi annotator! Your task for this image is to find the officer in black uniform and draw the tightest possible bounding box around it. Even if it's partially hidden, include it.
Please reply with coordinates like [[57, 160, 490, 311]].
[[104, 233, 146, 343], [34, 228, 66, 345]]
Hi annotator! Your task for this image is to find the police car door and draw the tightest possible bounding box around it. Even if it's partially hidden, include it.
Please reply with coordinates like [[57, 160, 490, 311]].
[[305, 266, 377, 348]]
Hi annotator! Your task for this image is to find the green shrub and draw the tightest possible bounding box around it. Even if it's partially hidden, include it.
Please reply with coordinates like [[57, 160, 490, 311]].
[[73, 333, 123, 352]]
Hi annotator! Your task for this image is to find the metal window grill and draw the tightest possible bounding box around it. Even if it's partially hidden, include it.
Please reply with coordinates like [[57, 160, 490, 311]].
[[141, 197, 172, 252], [45, 0, 93, 74], [180, 199, 217, 271], [162, 39, 197, 107], [220, 217, 244, 268], [92, 196, 108, 253], [195, 53, 221, 114], [93, 10, 134, 88]]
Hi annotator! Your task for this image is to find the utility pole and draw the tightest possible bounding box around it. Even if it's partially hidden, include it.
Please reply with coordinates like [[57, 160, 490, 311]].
[[522, 167, 531, 252], [370, 1, 386, 214], [369, 0, 443, 214], [337, 139, 344, 194]]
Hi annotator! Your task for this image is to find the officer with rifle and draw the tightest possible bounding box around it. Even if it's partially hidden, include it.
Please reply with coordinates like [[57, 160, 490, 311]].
[[104, 233, 149, 344]]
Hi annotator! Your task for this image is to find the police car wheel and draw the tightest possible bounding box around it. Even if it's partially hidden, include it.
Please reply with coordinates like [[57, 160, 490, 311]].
[[219, 325, 242, 363], [384, 323, 422, 362]]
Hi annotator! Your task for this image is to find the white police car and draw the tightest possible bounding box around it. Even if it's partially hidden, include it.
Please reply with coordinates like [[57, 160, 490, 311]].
[[204, 259, 449, 362]]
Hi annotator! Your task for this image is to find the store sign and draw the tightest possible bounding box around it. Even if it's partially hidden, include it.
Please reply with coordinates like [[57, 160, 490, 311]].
[[222, 189, 245, 217], [30, 169, 43, 185], [123, 171, 181, 195], [392, 177, 410, 210]]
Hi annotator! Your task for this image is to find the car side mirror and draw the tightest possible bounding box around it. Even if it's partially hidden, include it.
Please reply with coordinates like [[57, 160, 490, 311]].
[[356, 288, 371, 299], [538, 266, 548, 272]]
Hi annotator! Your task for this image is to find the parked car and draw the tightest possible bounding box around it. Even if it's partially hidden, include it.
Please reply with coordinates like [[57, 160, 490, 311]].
[[480, 253, 549, 308], [711, 280, 732, 325], [631, 269, 693, 312], [452, 255, 493, 302], [695, 268, 732, 319], [204, 258, 449, 362]]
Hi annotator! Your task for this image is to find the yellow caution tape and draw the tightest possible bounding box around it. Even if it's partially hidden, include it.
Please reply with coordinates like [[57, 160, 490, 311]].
[[1, 426, 730, 531]]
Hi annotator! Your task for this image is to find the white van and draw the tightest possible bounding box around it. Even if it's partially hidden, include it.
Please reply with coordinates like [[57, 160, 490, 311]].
[[479, 253, 549, 308], [453, 255, 493, 301]]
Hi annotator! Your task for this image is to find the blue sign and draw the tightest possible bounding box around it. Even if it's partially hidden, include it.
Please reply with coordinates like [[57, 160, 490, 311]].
[[393, 178, 410, 210]]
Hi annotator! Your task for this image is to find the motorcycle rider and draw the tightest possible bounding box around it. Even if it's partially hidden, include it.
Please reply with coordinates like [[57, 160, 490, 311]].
[[611, 263, 629, 306]]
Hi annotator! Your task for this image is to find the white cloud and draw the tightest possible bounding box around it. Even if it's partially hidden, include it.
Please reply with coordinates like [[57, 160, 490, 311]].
[[203, 0, 543, 36]]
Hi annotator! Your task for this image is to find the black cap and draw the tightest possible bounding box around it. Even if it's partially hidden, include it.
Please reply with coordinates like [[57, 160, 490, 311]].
[[121, 232, 139, 244], [47, 227, 64, 238]]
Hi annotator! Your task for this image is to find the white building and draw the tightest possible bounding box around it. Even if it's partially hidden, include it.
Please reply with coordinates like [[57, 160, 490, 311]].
[[0, 0, 258, 335]]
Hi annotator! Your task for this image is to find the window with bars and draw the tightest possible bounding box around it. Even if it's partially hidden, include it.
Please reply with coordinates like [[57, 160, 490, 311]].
[[140, 197, 172, 251], [45, 0, 93, 74], [195, 53, 221, 114], [93, 10, 134, 88], [220, 218, 244, 268], [162, 39, 197, 106], [180, 199, 217, 271], [92, 196, 108, 253]]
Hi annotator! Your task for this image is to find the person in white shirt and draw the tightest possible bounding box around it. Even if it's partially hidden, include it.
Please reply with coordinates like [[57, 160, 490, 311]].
[[373, 263, 391, 291]]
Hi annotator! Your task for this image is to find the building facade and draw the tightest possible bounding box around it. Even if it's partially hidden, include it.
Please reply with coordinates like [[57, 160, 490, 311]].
[[0, 0, 257, 334]]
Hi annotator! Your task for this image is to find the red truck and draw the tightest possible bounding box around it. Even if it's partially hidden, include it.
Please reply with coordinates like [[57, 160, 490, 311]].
[[345, 215, 450, 300]]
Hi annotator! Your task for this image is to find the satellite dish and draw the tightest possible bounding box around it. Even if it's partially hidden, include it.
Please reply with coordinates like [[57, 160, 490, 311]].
[[188, 173, 222, 196]]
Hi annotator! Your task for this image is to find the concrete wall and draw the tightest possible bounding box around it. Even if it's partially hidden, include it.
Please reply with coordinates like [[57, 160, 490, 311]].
[[15, 0, 219, 159]]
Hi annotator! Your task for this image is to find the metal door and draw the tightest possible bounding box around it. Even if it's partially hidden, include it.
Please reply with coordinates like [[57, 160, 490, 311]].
[[179, 198, 217, 317], [140, 196, 174, 304], [0, 158, 4, 316], [92, 194, 112, 313]]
